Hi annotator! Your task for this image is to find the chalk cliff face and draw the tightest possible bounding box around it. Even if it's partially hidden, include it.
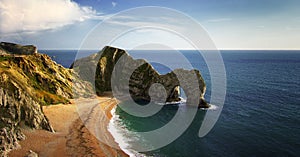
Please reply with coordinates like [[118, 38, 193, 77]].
[[0, 42, 93, 156], [73, 46, 209, 108]]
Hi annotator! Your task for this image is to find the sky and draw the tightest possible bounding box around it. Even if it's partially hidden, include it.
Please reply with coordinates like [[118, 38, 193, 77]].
[[0, 0, 300, 50]]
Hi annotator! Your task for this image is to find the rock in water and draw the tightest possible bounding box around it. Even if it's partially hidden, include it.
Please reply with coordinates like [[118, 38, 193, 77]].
[[0, 42, 93, 156], [72, 46, 209, 108]]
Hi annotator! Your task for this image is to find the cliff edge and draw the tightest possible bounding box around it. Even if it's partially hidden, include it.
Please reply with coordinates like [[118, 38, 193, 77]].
[[0, 42, 93, 156]]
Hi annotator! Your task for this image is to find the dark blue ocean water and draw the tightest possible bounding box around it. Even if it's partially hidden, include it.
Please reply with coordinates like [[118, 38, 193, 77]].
[[39, 50, 96, 68], [40, 50, 300, 157]]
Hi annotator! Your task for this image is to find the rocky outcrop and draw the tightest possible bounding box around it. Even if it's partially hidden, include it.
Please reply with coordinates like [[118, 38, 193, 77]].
[[95, 47, 127, 94], [26, 150, 38, 157], [0, 42, 37, 55], [73, 46, 209, 108], [0, 77, 52, 156], [0, 42, 93, 156]]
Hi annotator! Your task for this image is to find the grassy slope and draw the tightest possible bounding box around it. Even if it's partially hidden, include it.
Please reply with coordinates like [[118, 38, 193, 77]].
[[0, 54, 72, 105]]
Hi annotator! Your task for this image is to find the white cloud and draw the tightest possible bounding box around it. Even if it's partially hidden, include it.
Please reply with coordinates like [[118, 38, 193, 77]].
[[112, 2, 117, 8], [0, 0, 100, 34]]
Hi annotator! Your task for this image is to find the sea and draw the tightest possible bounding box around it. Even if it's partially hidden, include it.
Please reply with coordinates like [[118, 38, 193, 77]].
[[40, 50, 300, 157]]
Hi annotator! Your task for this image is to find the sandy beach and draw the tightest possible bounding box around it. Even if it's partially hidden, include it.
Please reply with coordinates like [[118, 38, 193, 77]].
[[8, 95, 129, 157]]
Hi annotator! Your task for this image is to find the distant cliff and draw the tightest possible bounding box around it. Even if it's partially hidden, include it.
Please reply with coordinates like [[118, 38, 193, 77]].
[[72, 46, 209, 108], [0, 42, 93, 156], [0, 42, 37, 55]]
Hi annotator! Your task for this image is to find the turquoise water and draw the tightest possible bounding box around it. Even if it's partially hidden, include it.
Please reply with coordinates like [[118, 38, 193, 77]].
[[41, 50, 300, 156]]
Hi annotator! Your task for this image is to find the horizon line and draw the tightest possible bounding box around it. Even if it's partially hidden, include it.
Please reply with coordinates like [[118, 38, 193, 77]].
[[39, 48, 300, 51]]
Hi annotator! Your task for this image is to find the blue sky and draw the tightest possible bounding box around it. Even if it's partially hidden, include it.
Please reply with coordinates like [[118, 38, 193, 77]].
[[0, 0, 299, 50]]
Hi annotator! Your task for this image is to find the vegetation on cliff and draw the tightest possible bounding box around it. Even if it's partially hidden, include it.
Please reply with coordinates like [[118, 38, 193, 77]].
[[0, 42, 93, 156], [0, 42, 209, 155]]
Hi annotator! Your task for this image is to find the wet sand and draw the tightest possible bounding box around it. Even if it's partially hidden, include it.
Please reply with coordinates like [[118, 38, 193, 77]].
[[9, 96, 128, 157]]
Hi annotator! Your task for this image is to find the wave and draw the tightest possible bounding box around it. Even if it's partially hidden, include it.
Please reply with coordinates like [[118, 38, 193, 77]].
[[156, 97, 187, 106], [108, 107, 146, 157], [156, 99, 219, 111], [200, 104, 218, 111], [108, 101, 218, 157]]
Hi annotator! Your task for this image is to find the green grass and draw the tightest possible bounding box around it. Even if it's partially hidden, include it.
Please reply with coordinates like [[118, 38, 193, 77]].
[[0, 55, 12, 62]]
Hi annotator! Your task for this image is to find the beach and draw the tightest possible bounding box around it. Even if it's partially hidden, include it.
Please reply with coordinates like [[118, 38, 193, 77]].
[[9, 94, 129, 157]]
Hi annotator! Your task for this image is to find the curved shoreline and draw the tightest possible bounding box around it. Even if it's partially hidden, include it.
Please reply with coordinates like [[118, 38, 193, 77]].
[[108, 105, 142, 157], [9, 96, 129, 157]]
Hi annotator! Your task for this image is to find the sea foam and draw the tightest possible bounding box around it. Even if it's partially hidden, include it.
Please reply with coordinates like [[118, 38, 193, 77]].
[[200, 104, 218, 111], [108, 107, 146, 157]]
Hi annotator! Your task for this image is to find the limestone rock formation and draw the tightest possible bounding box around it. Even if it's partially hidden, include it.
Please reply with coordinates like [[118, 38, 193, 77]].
[[95, 46, 127, 94], [0, 42, 93, 156], [72, 46, 209, 108]]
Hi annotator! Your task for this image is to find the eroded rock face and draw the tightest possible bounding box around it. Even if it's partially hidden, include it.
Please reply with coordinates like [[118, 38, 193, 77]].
[[0, 42, 93, 156], [101, 47, 208, 108], [0, 80, 52, 156], [95, 47, 126, 94], [73, 46, 209, 108], [0, 126, 25, 157]]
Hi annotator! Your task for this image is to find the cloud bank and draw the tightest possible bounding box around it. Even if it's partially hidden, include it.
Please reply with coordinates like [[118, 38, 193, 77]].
[[0, 0, 99, 33]]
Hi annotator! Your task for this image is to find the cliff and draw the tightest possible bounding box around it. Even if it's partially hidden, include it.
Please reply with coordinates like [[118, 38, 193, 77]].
[[0, 42, 37, 55], [72, 46, 209, 108], [0, 42, 93, 156]]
